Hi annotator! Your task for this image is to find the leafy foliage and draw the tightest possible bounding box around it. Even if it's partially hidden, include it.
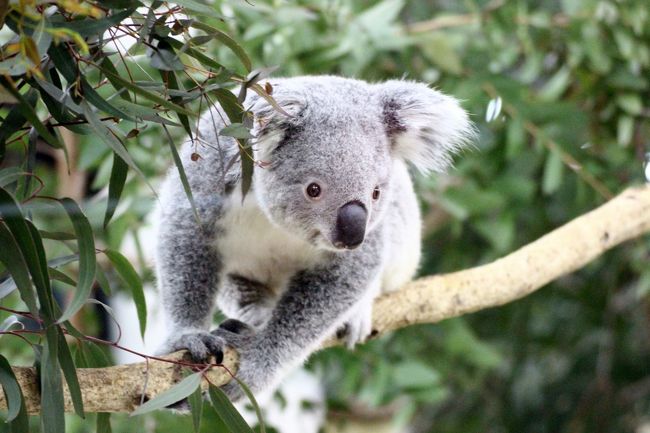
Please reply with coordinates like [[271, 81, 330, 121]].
[[0, 0, 649, 433]]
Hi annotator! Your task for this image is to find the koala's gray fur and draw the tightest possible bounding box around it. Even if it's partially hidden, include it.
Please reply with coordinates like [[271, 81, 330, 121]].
[[155, 76, 474, 401]]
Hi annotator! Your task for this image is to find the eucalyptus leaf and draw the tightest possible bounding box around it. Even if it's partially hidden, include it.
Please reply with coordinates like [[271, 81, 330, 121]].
[[208, 384, 254, 433], [104, 249, 147, 338], [131, 372, 202, 416], [56, 198, 96, 323]]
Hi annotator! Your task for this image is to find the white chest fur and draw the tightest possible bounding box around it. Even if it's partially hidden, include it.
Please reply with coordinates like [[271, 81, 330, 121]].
[[214, 194, 324, 293]]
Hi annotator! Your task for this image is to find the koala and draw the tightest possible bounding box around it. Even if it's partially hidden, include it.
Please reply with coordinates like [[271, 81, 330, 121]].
[[155, 76, 474, 401]]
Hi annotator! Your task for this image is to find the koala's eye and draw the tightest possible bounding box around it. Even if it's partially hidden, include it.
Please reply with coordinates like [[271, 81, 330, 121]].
[[306, 183, 322, 199], [372, 186, 381, 201]]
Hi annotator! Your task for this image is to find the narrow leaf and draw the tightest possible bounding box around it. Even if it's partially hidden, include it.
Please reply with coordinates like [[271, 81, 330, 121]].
[[104, 153, 128, 228], [233, 377, 266, 433], [49, 8, 136, 36], [96, 63, 194, 116], [95, 264, 112, 296], [99, 57, 131, 102], [48, 267, 77, 286], [0, 354, 25, 422], [188, 386, 204, 433], [56, 327, 85, 417], [81, 79, 135, 121], [41, 326, 65, 433], [191, 21, 251, 71], [162, 125, 199, 223], [104, 249, 146, 338], [96, 412, 112, 433], [131, 372, 202, 416], [0, 77, 62, 149], [219, 123, 252, 139], [56, 198, 97, 323], [208, 385, 254, 433], [0, 187, 52, 320], [0, 222, 38, 313], [80, 101, 153, 193]]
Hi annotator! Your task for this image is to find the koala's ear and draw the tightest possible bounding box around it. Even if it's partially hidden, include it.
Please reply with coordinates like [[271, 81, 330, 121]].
[[247, 84, 305, 161], [377, 80, 476, 174]]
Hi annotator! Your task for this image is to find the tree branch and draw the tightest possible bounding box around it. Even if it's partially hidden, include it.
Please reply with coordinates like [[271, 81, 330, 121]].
[[2, 184, 650, 414]]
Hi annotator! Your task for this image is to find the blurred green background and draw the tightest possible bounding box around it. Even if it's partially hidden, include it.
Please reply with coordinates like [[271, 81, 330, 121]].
[[1, 0, 649, 432]]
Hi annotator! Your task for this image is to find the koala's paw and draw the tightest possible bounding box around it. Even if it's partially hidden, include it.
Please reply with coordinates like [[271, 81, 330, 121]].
[[165, 331, 226, 364], [336, 305, 373, 349], [210, 319, 266, 402]]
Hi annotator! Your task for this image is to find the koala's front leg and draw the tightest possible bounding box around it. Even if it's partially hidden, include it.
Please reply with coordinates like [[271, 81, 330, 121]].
[[157, 198, 224, 362], [215, 246, 381, 401]]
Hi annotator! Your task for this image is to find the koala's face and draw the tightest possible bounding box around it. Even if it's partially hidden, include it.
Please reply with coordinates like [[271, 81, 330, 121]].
[[249, 76, 474, 251]]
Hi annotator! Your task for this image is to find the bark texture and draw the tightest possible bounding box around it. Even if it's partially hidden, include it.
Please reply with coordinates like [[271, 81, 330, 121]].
[[2, 184, 649, 414]]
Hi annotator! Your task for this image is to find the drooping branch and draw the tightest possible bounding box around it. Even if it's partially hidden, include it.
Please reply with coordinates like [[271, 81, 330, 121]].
[[2, 184, 650, 414]]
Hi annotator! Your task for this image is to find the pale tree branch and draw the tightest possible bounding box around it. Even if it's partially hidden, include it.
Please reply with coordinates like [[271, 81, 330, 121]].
[[2, 184, 650, 414]]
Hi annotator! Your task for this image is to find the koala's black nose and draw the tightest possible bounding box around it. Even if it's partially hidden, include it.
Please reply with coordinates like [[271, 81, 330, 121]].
[[334, 201, 367, 249]]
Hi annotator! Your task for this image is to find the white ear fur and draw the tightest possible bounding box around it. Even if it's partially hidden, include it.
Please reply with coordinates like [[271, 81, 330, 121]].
[[377, 80, 476, 174], [247, 85, 304, 162]]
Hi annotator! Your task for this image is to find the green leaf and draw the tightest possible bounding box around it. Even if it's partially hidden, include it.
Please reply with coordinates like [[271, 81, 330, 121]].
[[41, 326, 65, 433], [39, 230, 76, 241], [49, 7, 136, 36], [166, 37, 225, 71], [0, 221, 38, 314], [149, 38, 184, 71], [232, 377, 265, 433], [96, 63, 195, 116], [617, 115, 634, 146], [48, 267, 77, 286], [162, 125, 199, 223], [104, 249, 146, 338], [96, 412, 113, 433], [392, 361, 441, 389], [220, 123, 253, 139], [188, 385, 204, 433], [80, 101, 151, 191], [131, 372, 202, 416], [542, 149, 564, 194], [104, 153, 128, 228], [240, 145, 254, 199], [191, 21, 252, 72], [56, 327, 85, 418], [616, 94, 643, 115], [95, 265, 112, 296], [99, 57, 131, 102], [211, 88, 244, 124], [208, 384, 254, 433], [0, 187, 53, 321], [0, 354, 25, 422], [80, 79, 135, 121], [0, 78, 62, 150], [25, 220, 57, 323], [160, 70, 192, 138], [171, 0, 218, 15], [56, 198, 96, 323]]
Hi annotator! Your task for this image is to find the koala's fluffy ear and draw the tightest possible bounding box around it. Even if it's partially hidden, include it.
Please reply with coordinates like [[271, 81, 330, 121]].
[[247, 85, 305, 162], [377, 80, 476, 174]]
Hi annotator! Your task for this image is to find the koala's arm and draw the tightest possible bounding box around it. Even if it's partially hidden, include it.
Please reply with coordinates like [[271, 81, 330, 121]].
[[215, 234, 383, 400], [156, 132, 234, 358]]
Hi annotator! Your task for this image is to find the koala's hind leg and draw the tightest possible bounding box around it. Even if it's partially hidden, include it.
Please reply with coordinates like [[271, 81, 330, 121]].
[[216, 274, 277, 329]]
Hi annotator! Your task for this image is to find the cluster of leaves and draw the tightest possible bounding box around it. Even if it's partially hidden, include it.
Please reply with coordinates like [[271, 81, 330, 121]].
[[0, 0, 649, 433], [0, 0, 273, 432]]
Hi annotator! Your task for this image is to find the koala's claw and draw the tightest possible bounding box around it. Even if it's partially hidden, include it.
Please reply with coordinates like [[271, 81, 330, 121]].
[[337, 307, 373, 349], [169, 331, 225, 364]]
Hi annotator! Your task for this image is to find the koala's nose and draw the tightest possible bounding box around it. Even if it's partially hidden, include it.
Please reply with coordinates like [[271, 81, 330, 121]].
[[333, 201, 367, 249]]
